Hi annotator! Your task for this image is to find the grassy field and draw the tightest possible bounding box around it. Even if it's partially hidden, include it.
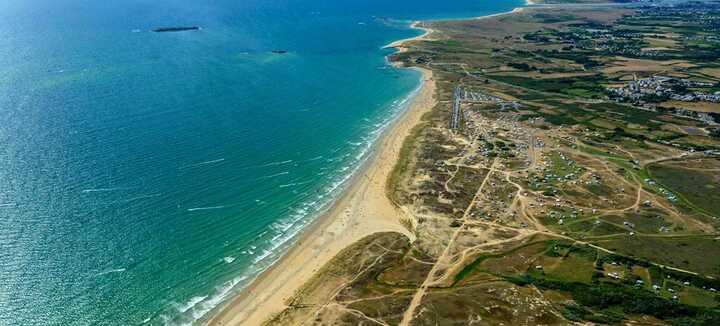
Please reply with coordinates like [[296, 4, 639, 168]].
[[278, 4, 720, 326], [489, 74, 607, 99], [593, 235, 720, 276], [648, 160, 720, 217]]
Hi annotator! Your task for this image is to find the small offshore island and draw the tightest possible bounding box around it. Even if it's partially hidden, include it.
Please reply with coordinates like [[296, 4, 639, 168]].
[[212, 0, 720, 325], [152, 26, 200, 33]]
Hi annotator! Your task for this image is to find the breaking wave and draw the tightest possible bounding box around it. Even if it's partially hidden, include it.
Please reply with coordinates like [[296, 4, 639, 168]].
[[161, 67, 422, 326]]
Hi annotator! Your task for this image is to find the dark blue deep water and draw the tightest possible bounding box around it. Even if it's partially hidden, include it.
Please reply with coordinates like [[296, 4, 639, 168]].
[[0, 0, 523, 324]]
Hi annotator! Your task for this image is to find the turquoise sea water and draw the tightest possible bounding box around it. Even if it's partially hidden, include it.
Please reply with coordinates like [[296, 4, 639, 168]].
[[0, 0, 522, 324]]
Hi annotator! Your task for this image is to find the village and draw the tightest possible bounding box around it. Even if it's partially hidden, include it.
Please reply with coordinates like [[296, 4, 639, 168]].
[[608, 75, 720, 104]]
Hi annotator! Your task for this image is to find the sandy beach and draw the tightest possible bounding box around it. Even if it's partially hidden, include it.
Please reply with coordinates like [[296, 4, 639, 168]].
[[477, 6, 526, 20], [208, 36, 436, 325], [383, 21, 434, 51]]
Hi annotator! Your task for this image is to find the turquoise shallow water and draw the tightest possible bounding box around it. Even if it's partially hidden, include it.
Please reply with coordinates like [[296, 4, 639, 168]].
[[0, 0, 522, 324]]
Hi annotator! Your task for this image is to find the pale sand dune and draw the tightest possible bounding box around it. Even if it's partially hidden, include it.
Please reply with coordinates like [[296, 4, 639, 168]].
[[208, 66, 435, 326]]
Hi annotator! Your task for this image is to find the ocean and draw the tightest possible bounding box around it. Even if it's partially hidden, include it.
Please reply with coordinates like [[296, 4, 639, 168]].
[[0, 0, 523, 324]]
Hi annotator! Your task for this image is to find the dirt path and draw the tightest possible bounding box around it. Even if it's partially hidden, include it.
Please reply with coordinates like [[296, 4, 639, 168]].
[[398, 159, 499, 326]]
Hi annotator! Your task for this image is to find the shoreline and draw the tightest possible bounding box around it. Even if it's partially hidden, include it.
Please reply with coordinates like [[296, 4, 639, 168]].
[[208, 30, 436, 325], [383, 21, 434, 52], [207, 3, 531, 323]]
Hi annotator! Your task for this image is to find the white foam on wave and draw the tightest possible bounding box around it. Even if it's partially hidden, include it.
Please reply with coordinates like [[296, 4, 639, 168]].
[[162, 275, 249, 326], [187, 205, 226, 212], [162, 72, 423, 326], [252, 249, 274, 264], [242, 159, 294, 169], [278, 180, 312, 188], [261, 79, 423, 241], [223, 256, 236, 264], [177, 295, 208, 314], [254, 171, 289, 180], [248, 81, 423, 267], [179, 158, 226, 170], [94, 268, 126, 277], [241, 244, 258, 255]]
